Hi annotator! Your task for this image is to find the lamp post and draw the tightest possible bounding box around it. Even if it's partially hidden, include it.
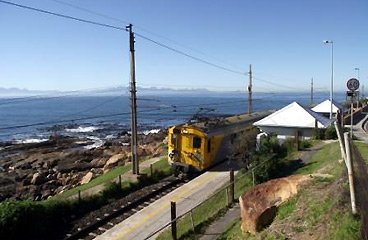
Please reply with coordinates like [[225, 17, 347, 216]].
[[355, 68, 360, 106], [323, 40, 334, 119]]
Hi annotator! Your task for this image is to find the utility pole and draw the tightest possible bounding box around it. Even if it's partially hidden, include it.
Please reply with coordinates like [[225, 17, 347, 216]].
[[310, 77, 314, 106], [126, 24, 139, 175], [248, 64, 252, 114]]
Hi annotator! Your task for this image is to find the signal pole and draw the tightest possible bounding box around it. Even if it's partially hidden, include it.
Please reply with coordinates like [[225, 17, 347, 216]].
[[126, 24, 139, 175], [248, 64, 252, 114]]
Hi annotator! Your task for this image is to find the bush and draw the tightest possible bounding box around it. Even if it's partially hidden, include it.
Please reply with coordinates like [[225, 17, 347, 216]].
[[0, 200, 74, 240], [325, 125, 337, 139]]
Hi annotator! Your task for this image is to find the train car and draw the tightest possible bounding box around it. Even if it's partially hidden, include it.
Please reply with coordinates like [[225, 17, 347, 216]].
[[167, 111, 270, 173]]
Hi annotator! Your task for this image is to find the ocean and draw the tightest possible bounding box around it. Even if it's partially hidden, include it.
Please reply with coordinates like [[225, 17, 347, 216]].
[[0, 92, 347, 143]]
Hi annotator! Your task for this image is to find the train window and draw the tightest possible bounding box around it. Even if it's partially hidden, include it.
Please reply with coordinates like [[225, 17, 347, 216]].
[[193, 137, 201, 148], [207, 139, 211, 152]]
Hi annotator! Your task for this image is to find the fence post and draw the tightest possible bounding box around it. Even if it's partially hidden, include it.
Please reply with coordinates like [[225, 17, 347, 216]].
[[344, 132, 357, 215], [171, 201, 177, 240], [229, 169, 234, 206], [334, 122, 346, 164], [78, 190, 81, 203], [252, 169, 255, 186], [190, 210, 195, 234], [118, 174, 122, 187], [150, 164, 153, 177]]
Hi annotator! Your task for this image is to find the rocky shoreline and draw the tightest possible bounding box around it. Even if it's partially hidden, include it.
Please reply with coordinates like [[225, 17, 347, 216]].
[[0, 130, 166, 201]]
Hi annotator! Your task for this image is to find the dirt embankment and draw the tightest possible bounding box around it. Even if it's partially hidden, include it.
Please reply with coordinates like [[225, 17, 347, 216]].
[[0, 131, 167, 201]]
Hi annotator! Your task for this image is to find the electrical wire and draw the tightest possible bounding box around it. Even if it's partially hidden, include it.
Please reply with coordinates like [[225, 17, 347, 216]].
[[0, 0, 307, 91], [0, 0, 126, 31], [51, 0, 246, 73], [135, 33, 246, 76]]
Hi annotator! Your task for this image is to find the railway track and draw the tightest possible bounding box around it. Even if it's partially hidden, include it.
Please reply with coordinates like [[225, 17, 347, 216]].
[[64, 176, 186, 240]]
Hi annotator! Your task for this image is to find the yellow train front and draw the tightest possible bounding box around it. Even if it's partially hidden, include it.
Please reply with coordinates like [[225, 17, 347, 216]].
[[168, 112, 269, 173]]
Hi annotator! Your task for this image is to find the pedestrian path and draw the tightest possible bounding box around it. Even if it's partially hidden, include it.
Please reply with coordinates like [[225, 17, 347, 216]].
[[353, 113, 368, 143], [199, 203, 240, 240]]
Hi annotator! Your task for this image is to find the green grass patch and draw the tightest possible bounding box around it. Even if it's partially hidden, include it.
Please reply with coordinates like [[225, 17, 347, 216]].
[[354, 141, 368, 163], [53, 163, 132, 199], [142, 156, 171, 175], [295, 142, 341, 175], [276, 197, 297, 220], [329, 212, 360, 240]]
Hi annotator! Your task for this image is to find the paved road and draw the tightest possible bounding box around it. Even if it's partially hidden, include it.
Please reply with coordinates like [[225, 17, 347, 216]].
[[352, 113, 368, 143], [94, 161, 240, 240]]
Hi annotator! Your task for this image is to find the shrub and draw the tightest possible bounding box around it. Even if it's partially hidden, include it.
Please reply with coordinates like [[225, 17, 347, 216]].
[[325, 125, 337, 139]]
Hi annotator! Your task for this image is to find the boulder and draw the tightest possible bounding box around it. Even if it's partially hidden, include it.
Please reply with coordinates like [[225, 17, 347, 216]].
[[239, 174, 311, 234], [31, 172, 47, 185], [103, 154, 125, 171], [91, 158, 107, 168], [80, 171, 94, 185]]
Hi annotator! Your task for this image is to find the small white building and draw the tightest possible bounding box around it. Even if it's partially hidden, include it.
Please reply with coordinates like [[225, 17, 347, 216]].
[[311, 99, 344, 118], [254, 101, 333, 141]]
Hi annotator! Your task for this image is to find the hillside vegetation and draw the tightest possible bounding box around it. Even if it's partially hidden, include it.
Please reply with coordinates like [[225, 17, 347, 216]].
[[219, 142, 360, 240]]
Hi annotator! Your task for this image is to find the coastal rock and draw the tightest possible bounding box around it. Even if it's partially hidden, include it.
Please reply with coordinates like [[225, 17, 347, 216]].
[[31, 172, 47, 185], [103, 154, 125, 171], [239, 175, 311, 234], [80, 171, 94, 185], [91, 158, 107, 168]]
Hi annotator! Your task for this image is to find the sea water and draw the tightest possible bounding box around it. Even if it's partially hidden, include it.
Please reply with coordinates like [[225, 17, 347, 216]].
[[0, 92, 347, 143]]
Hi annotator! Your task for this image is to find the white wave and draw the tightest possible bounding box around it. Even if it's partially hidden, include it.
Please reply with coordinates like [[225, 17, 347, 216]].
[[141, 129, 161, 135], [14, 138, 49, 144], [83, 136, 105, 149], [66, 126, 100, 133]]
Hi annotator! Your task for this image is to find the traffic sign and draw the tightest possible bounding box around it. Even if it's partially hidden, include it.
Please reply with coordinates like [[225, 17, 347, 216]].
[[347, 78, 360, 91]]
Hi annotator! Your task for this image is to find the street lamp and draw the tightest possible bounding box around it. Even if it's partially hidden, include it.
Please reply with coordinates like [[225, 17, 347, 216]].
[[354, 67, 360, 80], [323, 40, 334, 119]]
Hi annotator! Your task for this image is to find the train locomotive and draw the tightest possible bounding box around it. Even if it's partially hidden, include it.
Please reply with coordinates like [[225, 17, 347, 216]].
[[168, 111, 270, 173]]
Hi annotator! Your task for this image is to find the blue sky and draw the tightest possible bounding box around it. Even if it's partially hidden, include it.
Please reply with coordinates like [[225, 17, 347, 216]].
[[0, 0, 367, 93]]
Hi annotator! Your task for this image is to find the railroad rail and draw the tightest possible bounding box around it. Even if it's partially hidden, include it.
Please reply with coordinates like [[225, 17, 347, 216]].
[[64, 176, 186, 240]]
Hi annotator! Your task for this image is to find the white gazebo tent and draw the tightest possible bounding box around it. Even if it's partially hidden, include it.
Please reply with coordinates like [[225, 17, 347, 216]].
[[254, 101, 333, 141]]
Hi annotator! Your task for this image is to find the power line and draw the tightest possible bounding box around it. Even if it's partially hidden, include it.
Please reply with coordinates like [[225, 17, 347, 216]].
[[52, 0, 246, 73], [0, 1, 309, 93], [0, 0, 126, 31], [135, 33, 246, 76]]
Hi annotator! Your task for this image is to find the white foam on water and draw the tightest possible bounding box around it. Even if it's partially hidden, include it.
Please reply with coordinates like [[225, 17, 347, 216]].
[[66, 126, 100, 133], [14, 138, 49, 144], [141, 129, 161, 135], [83, 136, 105, 149]]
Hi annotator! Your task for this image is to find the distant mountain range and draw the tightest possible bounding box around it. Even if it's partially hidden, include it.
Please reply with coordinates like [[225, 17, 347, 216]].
[[0, 86, 246, 97]]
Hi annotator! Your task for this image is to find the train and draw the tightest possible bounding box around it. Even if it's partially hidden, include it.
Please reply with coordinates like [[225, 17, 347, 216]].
[[167, 111, 271, 173]]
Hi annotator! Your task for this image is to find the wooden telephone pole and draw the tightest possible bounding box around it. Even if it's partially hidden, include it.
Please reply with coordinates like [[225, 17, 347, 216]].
[[126, 24, 139, 175], [248, 64, 252, 114]]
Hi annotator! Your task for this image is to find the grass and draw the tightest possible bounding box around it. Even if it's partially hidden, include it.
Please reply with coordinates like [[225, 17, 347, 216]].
[[53, 156, 168, 200], [219, 142, 360, 239], [53, 163, 132, 199], [354, 141, 368, 163], [295, 141, 341, 175], [142, 156, 171, 175]]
